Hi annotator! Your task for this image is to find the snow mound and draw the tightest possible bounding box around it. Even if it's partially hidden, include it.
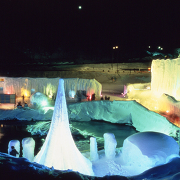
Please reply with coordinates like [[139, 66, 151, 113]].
[[121, 131, 179, 175]]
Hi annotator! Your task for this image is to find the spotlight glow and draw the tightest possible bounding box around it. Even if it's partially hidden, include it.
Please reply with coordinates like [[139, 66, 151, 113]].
[[41, 100, 47, 106]]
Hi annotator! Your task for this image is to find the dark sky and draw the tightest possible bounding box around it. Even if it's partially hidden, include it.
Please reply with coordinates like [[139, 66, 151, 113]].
[[0, 0, 180, 61]]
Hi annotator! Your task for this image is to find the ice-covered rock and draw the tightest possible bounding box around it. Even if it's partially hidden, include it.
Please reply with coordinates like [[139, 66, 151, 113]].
[[8, 140, 20, 158], [22, 137, 35, 162], [90, 137, 99, 162], [121, 131, 179, 175], [104, 133, 117, 159]]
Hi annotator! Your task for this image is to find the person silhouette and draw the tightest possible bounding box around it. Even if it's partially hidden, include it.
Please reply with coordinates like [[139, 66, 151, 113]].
[[10, 146, 19, 157]]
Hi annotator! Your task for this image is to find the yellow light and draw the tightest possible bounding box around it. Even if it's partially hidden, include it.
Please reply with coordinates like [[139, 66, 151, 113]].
[[113, 47, 115, 49], [116, 46, 118, 49], [49, 95, 52, 99], [166, 110, 169, 113]]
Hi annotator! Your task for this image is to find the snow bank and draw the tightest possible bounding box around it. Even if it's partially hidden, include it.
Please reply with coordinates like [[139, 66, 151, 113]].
[[68, 100, 179, 137]]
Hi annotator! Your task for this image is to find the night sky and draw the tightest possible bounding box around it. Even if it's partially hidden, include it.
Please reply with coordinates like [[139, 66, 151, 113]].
[[0, 1, 180, 63]]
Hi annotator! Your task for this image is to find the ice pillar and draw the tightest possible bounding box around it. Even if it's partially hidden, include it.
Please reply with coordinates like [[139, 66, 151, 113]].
[[8, 140, 20, 158], [103, 133, 117, 159], [22, 137, 35, 162], [90, 137, 99, 161], [34, 79, 94, 176]]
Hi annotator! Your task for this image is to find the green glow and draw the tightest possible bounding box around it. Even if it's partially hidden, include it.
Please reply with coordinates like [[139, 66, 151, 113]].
[[41, 100, 48, 106], [78, 6, 82, 9]]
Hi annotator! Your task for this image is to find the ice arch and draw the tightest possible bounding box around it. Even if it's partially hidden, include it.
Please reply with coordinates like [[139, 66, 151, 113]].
[[34, 79, 94, 176]]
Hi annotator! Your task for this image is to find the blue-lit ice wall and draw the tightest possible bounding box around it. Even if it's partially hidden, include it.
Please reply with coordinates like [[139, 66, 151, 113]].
[[34, 79, 94, 176]]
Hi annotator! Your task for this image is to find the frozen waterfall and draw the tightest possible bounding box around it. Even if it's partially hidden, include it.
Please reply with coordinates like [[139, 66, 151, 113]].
[[34, 79, 94, 176], [151, 58, 180, 100]]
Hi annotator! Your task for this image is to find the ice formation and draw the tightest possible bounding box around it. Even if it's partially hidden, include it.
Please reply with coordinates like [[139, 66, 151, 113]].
[[68, 100, 179, 137], [8, 140, 20, 158], [120, 131, 179, 175], [90, 137, 99, 162], [34, 79, 94, 176], [0, 77, 101, 99], [22, 137, 35, 162], [103, 133, 117, 159], [151, 58, 180, 100], [30, 92, 49, 108]]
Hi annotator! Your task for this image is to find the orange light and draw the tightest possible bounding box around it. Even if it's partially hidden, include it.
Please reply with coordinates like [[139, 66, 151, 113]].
[[166, 110, 169, 113]]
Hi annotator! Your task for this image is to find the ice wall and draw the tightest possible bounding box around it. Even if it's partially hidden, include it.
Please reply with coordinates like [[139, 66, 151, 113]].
[[151, 59, 180, 100], [34, 79, 94, 176], [1, 77, 101, 99], [68, 100, 179, 137]]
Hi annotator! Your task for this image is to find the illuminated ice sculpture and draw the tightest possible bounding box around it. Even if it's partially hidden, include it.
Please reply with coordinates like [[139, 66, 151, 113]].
[[22, 137, 35, 162], [34, 79, 94, 176]]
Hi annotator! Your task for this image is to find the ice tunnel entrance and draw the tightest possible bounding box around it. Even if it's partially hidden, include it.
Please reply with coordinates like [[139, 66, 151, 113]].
[[34, 79, 94, 176]]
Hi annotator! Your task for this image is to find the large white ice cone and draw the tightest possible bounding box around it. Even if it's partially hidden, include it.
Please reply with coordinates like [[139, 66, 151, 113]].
[[34, 79, 94, 176]]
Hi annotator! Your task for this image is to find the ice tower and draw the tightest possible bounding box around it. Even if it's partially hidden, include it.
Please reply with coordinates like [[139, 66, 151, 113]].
[[34, 79, 94, 176]]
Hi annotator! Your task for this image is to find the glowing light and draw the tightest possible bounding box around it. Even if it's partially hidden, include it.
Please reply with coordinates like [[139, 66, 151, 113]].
[[113, 47, 115, 49], [78, 6, 82, 9], [166, 110, 169, 113], [1, 124, 3, 127], [116, 46, 118, 49], [89, 95, 91, 100], [148, 46, 151, 48], [48, 95, 52, 99], [41, 100, 47, 106], [21, 89, 30, 97], [69, 90, 76, 99]]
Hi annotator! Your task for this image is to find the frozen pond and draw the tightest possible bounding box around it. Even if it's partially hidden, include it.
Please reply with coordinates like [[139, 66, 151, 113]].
[[71, 120, 137, 152], [0, 120, 137, 156]]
